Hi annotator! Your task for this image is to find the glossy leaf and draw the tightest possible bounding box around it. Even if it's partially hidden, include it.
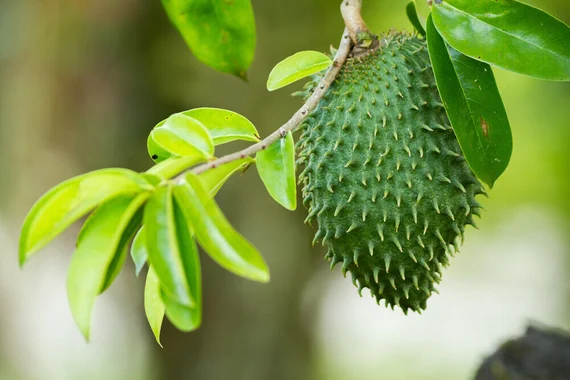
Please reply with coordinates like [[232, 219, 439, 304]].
[[427, 15, 512, 187], [406, 1, 426, 37], [200, 157, 254, 197], [256, 132, 296, 210], [67, 194, 148, 340], [162, 0, 256, 79], [100, 217, 142, 293], [147, 156, 208, 180], [267, 51, 332, 91], [181, 108, 260, 145], [144, 266, 166, 347], [161, 288, 201, 333], [19, 168, 153, 266], [147, 114, 214, 164], [131, 227, 148, 277], [164, 196, 202, 332], [431, 0, 570, 81], [144, 185, 196, 307], [174, 173, 269, 283]]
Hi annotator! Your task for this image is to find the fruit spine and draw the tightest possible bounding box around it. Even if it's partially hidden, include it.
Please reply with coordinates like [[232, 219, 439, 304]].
[[297, 32, 485, 313]]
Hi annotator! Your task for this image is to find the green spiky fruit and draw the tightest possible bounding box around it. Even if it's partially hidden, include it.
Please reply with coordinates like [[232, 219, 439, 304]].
[[297, 32, 485, 313]]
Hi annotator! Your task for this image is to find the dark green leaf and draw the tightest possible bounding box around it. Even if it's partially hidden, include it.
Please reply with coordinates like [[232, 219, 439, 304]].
[[162, 0, 256, 79], [144, 266, 165, 347], [267, 51, 332, 91], [174, 173, 269, 283], [406, 1, 426, 37], [144, 185, 196, 307], [67, 193, 149, 340], [131, 226, 148, 277], [200, 157, 254, 197], [19, 169, 153, 266], [427, 14, 512, 187], [256, 132, 296, 210], [432, 0, 570, 81], [147, 113, 214, 164]]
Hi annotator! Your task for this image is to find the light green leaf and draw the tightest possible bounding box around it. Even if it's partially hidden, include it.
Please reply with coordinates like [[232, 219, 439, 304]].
[[19, 168, 153, 266], [181, 108, 260, 145], [406, 1, 426, 37], [267, 51, 332, 91], [147, 113, 214, 164], [161, 0, 256, 79], [144, 266, 166, 347], [100, 218, 142, 293], [200, 157, 254, 197], [147, 156, 208, 180], [256, 132, 296, 210], [162, 196, 202, 332], [67, 193, 149, 340], [161, 289, 201, 333], [174, 173, 269, 283], [143, 185, 196, 307], [431, 0, 570, 81], [131, 227, 148, 277], [427, 15, 512, 187], [78, 206, 144, 294]]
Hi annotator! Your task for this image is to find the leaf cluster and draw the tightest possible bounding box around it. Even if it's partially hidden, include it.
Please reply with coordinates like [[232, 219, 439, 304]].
[[19, 107, 299, 345], [407, 0, 570, 187]]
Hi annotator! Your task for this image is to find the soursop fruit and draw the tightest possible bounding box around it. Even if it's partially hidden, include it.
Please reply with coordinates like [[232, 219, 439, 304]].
[[297, 32, 485, 313]]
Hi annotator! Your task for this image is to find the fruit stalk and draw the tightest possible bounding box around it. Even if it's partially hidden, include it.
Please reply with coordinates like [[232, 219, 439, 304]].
[[341, 0, 373, 47], [177, 0, 366, 179]]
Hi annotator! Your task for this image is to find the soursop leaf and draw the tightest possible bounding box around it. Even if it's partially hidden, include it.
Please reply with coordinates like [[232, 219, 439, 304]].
[[406, 1, 426, 37], [256, 132, 297, 210], [427, 14, 512, 187], [200, 157, 254, 198], [267, 51, 332, 91], [147, 156, 208, 180], [181, 108, 260, 145], [161, 287, 201, 333], [144, 265, 166, 347], [147, 113, 214, 164], [164, 195, 202, 332], [174, 173, 270, 283], [19, 168, 154, 266], [161, 0, 256, 79], [431, 0, 570, 81], [143, 185, 197, 308], [131, 226, 148, 277], [67, 193, 149, 340]]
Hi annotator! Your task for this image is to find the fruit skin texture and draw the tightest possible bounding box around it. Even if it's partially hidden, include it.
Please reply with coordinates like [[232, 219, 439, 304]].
[[297, 33, 485, 313]]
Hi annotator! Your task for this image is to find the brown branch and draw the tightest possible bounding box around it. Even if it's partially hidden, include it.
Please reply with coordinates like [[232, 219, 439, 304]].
[[341, 0, 368, 44], [175, 1, 366, 179], [183, 30, 351, 177]]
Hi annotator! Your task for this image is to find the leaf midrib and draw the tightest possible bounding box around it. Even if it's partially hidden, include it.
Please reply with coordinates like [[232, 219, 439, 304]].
[[441, 42, 489, 163], [441, 3, 565, 61]]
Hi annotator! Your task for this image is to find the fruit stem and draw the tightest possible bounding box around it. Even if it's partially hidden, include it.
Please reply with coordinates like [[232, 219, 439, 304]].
[[341, 1, 369, 45], [174, 28, 353, 179]]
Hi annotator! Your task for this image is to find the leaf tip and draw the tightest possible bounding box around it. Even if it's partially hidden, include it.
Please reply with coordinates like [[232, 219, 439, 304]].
[[256, 268, 271, 284], [283, 199, 297, 211], [238, 71, 249, 82], [153, 332, 164, 348], [79, 324, 91, 342]]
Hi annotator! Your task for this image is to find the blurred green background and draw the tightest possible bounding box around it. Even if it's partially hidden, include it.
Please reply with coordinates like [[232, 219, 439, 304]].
[[0, 1, 569, 379]]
